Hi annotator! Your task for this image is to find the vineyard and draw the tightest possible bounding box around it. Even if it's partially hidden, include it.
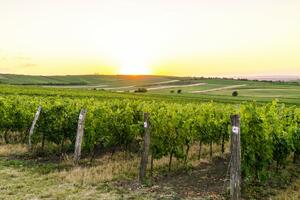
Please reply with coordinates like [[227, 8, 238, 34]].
[[1, 95, 299, 187]]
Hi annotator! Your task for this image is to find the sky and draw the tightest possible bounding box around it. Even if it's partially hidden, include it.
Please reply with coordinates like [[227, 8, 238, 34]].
[[0, 0, 300, 76]]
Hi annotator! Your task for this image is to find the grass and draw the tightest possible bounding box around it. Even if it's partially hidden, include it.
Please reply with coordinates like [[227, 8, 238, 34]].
[[147, 79, 300, 104], [241, 161, 300, 199], [0, 159, 118, 200], [0, 143, 229, 199], [274, 176, 300, 200], [211, 88, 300, 98], [0, 143, 299, 199]]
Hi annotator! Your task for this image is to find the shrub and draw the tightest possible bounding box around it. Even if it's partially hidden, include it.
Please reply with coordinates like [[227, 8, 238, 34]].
[[134, 88, 147, 93], [232, 91, 238, 97], [177, 89, 182, 94]]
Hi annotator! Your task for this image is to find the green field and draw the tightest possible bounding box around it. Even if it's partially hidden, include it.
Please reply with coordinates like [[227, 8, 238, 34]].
[[0, 74, 177, 86], [1, 74, 300, 105]]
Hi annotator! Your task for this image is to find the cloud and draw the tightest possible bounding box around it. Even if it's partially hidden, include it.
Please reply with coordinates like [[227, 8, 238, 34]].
[[0, 67, 12, 74], [20, 63, 37, 68], [0, 67, 10, 71], [0, 51, 37, 69], [13, 56, 31, 61]]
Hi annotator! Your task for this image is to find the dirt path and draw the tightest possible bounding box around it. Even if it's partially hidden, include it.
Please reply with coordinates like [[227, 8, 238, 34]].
[[44, 79, 204, 91], [103, 85, 135, 90], [43, 84, 109, 89], [190, 84, 247, 94], [99, 80, 181, 91], [151, 79, 180, 85], [147, 83, 207, 90]]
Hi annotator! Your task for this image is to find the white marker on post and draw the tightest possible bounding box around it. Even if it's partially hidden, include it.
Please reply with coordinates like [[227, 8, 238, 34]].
[[144, 122, 148, 128], [232, 126, 239, 134]]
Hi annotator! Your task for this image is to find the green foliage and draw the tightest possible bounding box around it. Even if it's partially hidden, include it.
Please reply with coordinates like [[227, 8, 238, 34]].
[[240, 101, 297, 181], [0, 96, 299, 182], [35, 99, 80, 147], [0, 97, 36, 143], [290, 108, 300, 161], [240, 103, 273, 181]]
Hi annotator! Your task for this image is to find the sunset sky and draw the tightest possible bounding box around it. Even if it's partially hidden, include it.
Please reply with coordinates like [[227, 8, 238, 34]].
[[0, 0, 300, 76]]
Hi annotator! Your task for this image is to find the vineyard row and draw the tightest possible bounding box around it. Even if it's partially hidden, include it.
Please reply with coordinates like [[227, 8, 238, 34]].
[[0, 96, 299, 182]]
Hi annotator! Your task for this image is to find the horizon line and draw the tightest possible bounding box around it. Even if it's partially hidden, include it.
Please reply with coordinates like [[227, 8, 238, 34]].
[[1, 72, 300, 79]]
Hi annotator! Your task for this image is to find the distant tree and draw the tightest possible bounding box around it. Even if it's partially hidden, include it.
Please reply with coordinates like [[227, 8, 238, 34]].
[[177, 89, 182, 94], [232, 91, 238, 97], [134, 88, 147, 93], [170, 90, 174, 93]]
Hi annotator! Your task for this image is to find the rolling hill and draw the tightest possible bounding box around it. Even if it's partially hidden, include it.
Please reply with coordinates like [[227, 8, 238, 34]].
[[0, 74, 178, 86]]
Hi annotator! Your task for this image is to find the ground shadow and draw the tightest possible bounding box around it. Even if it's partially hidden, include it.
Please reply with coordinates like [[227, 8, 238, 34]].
[[154, 157, 229, 199]]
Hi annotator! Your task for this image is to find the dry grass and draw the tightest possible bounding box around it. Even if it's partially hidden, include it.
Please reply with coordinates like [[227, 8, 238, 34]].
[[0, 143, 28, 157], [56, 143, 227, 186], [0, 163, 118, 200], [56, 152, 141, 185], [0, 142, 228, 184], [0, 143, 229, 199], [0, 143, 299, 199], [273, 177, 300, 200]]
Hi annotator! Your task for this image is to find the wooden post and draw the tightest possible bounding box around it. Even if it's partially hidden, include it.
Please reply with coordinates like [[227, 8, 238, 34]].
[[74, 109, 87, 164], [230, 115, 241, 200], [221, 133, 225, 157], [294, 151, 300, 163], [139, 112, 150, 183], [198, 141, 202, 160], [150, 152, 154, 178], [28, 106, 42, 150]]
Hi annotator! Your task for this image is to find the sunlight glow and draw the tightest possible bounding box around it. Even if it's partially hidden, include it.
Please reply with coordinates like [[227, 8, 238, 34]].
[[114, 46, 154, 75], [0, 1, 300, 76], [119, 65, 151, 75]]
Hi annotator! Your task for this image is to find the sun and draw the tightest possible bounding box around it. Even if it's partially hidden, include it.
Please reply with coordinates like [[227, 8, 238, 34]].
[[119, 65, 151, 75], [115, 47, 154, 75]]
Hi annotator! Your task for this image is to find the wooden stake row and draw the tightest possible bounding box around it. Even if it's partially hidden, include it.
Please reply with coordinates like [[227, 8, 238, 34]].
[[28, 106, 241, 199], [28, 106, 87, 164], [139, 113, 241, 200]]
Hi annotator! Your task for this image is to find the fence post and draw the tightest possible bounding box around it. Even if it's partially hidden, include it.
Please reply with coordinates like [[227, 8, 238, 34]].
[[28, 106, 42, 150], [230, 114, 241, 200], [74, 109, 87, 164], [139, 112, 150, 183]]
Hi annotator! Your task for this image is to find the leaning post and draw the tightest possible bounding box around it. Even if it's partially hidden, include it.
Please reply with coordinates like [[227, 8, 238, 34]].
[[74, 109, 87, 164], [28, 106, 42, 150]]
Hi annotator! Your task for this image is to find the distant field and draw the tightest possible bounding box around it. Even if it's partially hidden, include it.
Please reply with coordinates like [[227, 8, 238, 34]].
[[142, 79, 300, 105], [210, 88, 300, 98], [1, 74, 300, 105], [0, 74, 177, 87]]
